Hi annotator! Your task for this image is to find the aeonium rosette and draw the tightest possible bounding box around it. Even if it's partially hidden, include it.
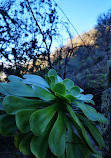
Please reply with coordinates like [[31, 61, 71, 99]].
[[0, 69, 108, 158]]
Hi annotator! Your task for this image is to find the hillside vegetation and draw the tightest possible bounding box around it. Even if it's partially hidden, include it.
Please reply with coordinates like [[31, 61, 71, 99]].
[[52, 9, 111, 90]]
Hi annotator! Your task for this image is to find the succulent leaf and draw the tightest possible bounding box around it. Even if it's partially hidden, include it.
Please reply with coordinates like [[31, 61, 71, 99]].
[[7, 82, 38, 97], [23, 75, 49, 88], [78, 115, 105, 148], [76, 94, 93, 100], [70, 86, 80, 96], [52, 83, 66, 96], [8, 75, 23, 82], [33, 85, 56, 101], [0, 114, 17, 136], [57, 75, 63, 82], [16, 109, 35, 133], [48, 69, 57, 79], [30, 104, 57, 136], [0, 97, 4, 110], [74, 101, 108, 123], [48, 112, 66, 156], [62, 79, 74, 90], [66, 122, 90, 158], [3, 96, 48, 114], [67, 104, 101, 155], [19, 133, 33, 156], [0, 82, 10, 95], [31, 118, 55, 158]]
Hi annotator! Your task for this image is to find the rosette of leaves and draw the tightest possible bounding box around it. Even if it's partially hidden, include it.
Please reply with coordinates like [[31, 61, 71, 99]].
[[0, 69, 108, 158]]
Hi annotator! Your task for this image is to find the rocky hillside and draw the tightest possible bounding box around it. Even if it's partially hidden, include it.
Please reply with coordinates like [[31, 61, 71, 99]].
[[52, 28, 110, 91]]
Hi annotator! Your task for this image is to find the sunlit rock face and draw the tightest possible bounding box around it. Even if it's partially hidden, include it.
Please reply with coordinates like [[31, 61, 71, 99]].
[[0, 71, 7, 82]]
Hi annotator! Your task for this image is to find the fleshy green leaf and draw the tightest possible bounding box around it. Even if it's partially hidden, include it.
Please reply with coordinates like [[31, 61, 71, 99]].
[[62, 79, 74, 90], [48, 112, 66, 156], [57, 153, 66, 158], [57, 75, 63, 82], [84, 100, 95, 105], [70, 86, 80, 96], [19, 133, 33, 156], [30, 104, 57, 136], [32, 85, 56, 101], [76, 94, 93, 101], [65, 94, 76, 102], [52, 83, 66, 96], [55, 92, 71, 104], [66, 90, 71, 95], [45, 75, 56, 88], [48, 69, 57, 79], [31, 135, 48, 158], [66, 121, 90, 158], [8, 75, 23, 82], [67, 104, 102, 156], [24, 80, 49, 91], [3, 96, 49, 114], [23, 77, 49, 88], [45, 75, 51, 85], [91, 153, 103, 158], [16, 109, 35, 133], [14, 133, 26, 149], [23, 74, 49, 87], [0, 82, 10, 95], [30, 119, 54, 158], [7, 82, 38, 97], [80, 88, 84, 93], [0, 97, 4, 110], [0, 114, 17, 136], [74, 101, 108, 123], [78, 115, 105, 148], [49, 75, 56, 86]]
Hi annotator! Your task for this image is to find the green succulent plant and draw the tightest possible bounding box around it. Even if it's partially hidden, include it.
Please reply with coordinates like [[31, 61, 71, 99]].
[[0, 69, 108, 158]]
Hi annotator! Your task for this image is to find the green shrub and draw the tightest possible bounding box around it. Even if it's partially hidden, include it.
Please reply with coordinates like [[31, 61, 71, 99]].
[[100, 74, 105, 79], [90, 80, 97, 85], [88, 74, 92, 78], [0, 69, 108, 158]]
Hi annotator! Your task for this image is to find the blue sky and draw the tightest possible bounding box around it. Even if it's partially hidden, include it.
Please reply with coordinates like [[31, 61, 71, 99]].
[[56, 0, 111, 34]]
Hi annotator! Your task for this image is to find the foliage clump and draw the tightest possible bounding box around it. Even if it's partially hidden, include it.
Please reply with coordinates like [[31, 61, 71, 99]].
[[0, 69, 108, 158]]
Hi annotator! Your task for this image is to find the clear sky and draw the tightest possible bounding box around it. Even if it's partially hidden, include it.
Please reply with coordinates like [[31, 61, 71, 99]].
[[55, 0, 111, 34]]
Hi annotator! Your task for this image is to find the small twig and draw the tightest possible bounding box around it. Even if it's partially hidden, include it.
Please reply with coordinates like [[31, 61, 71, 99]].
[[25, 0, 52, 68]]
